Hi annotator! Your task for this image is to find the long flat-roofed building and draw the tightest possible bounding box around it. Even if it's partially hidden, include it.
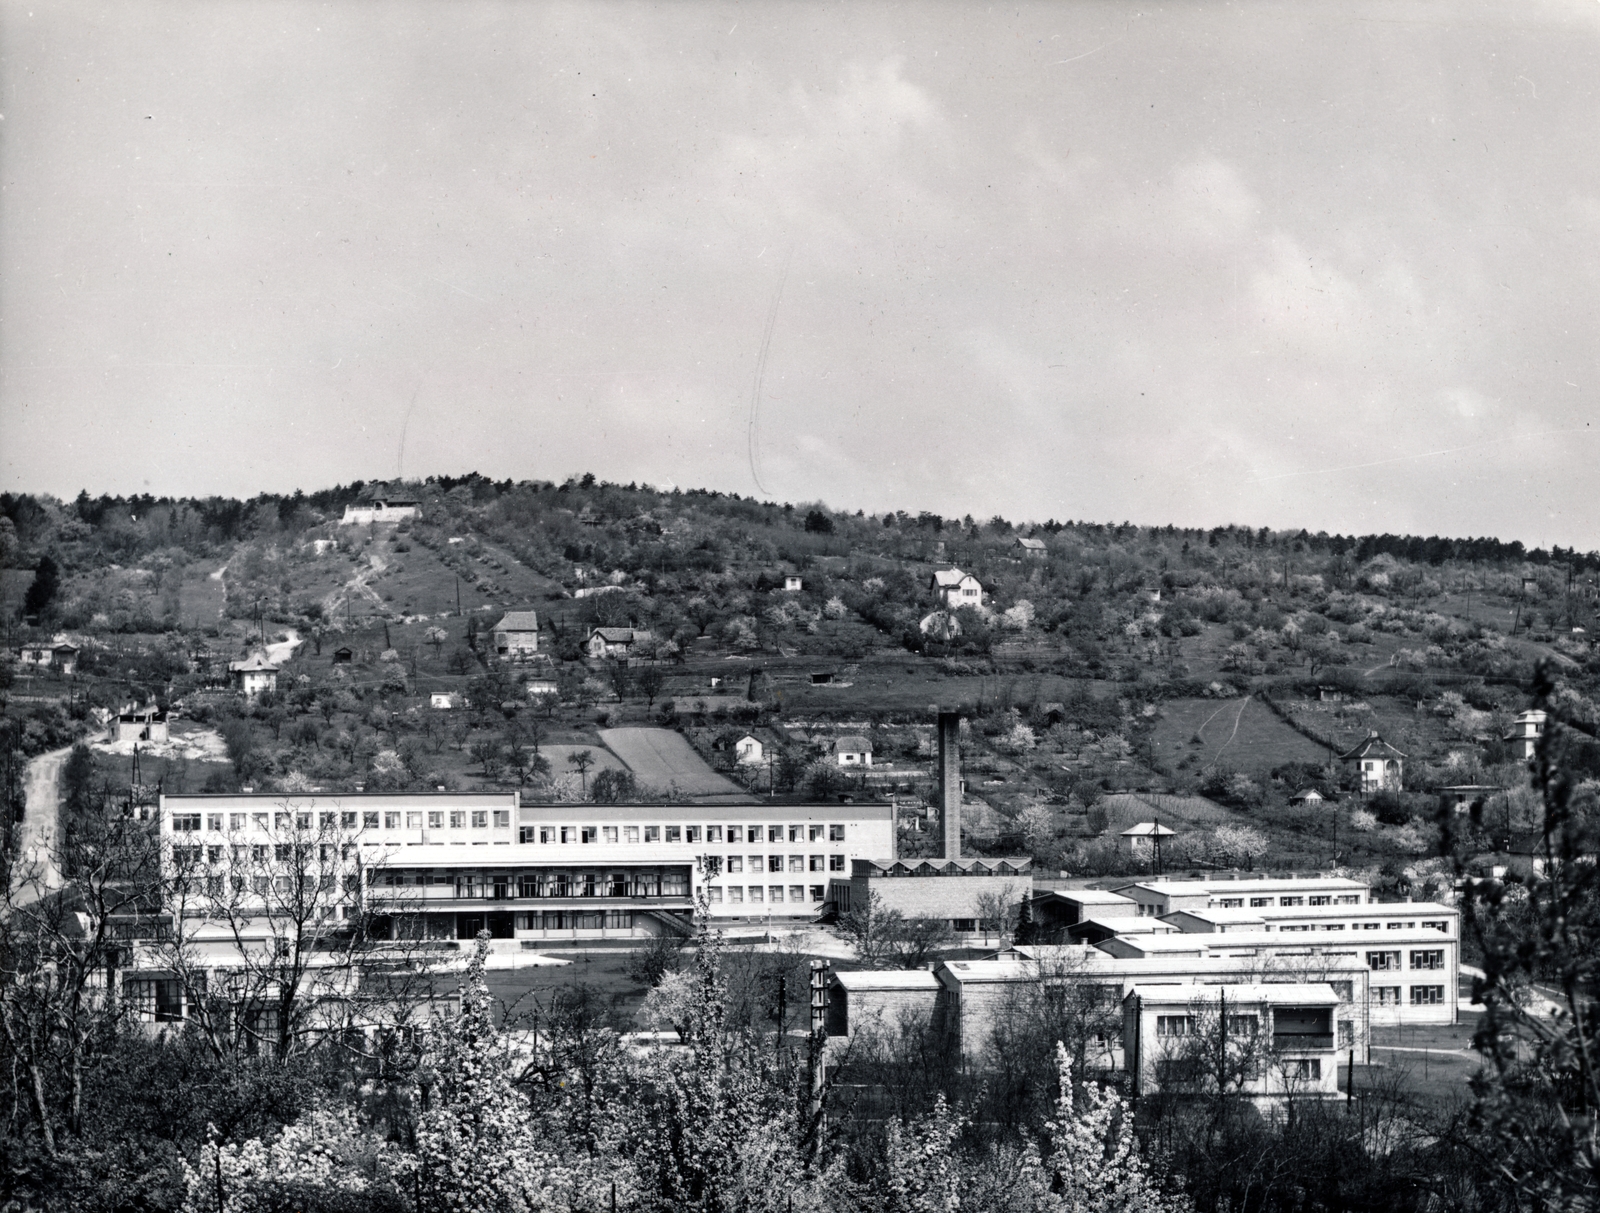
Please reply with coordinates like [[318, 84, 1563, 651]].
[[158, 791, 896, 947], [1114, 875, 1370, 917]]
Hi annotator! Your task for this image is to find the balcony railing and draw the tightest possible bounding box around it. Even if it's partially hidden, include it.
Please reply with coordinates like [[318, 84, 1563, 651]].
[[1274, 1033, 1334, 1051], [368, 886, 692, 905]]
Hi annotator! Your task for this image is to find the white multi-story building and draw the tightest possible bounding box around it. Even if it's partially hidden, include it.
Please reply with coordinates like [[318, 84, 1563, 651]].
[[1113, 876, 1370, 917], [158, 791, 895, 947]]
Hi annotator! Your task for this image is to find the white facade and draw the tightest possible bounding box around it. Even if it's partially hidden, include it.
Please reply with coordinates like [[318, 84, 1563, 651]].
[[1506, 709, 1547, 760], [929, 569, 983, 609], [159, 793, 895, 947], [340, 501, 419, 525], [734, 735, 765, 765]]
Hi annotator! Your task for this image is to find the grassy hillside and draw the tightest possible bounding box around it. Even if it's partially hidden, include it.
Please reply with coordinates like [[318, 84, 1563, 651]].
[[5, 474, 1599, 889]]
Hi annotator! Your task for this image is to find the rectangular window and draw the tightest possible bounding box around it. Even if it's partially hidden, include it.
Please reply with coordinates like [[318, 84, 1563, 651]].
[[383, 812, 400, 829], [952, 918, 976, 932], [1367, 951, 1401, 971], [788, 825, 802, 842], [728, 887, 743, 904], [829, 855, 845, 872], [276, 814, 290, 830], [360, 811, 377, 829], [407, 811, 423, 828], [1374, 986, 1401, 1006], [749, 855, 763, 872], [1291, 1059, 1321, 1081], [767, 825, 782, 843], [625, 826, 640, 843], [665, 826, 681, 843], [768, 856, 783, 873], [1279, 896, 1304, 907], [769, 886, 784, 903], [206, 814, 224, 832], [537, 826, 555, 844], [519, 827, 537, 844], [561, 827, 577, 843], [230, 813, 246, 830], [706, 825, 722, 843], [747, 826, 761, 843], [1217, 897, 1243, 908], [580, 826, 597, 843], [728, 856, 744, 873], [340, 812, 356, 828], [1338, 895, 1361, 904], [809, 824, 823, 842], [1410, 985, 1445, 1006], [686, 826, 701, 843], [450, 811, 466, 829], [494, 811, 510, 829], [707, 887, 723, 903], [810, 855, 824, 871], [748, 886, 763, 903], [1387, 922, 1410, 930], [788, 856, 804, 873], [472, 811, 489, 829], [207, 846, 224, 864], [429, 811, 444, 830], [606, 911, 632, 929], [1156, 1015, 1195, 1037], [1338, 1021, 1355, 1048], [1361, 922, 1380, 930], [644, 826, 661, 842], [1250, 897, 1270, 907], [1309, 895, 1330, 906], [1422, 920, 1448, 933], [172, 814, 201, 832], [809, 885, 824, 902], [1226, 1014, 1259, 1036], [1410, 949, 1445, 970], [603, 826, 619, 843], [828, 824, 845, 842]]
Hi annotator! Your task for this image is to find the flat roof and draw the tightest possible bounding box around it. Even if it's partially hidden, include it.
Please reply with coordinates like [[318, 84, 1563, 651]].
[[949, 949, 1370, 984], [1042, 889, 1140, 905], [1128, 982, 1340, 1005], [164, 792, 518, 808], [1101, 929, 1455, 953], [1175, 901, 1457, 921], [1119, 876, 1369, 897], [833, 970, 942, 991]]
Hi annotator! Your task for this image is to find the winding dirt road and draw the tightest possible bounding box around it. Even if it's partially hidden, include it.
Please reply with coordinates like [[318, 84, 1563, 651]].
[[12, 746, 70, 902]]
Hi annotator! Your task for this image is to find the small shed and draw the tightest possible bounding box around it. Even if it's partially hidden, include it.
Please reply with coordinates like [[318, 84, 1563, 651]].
[[331, 646, 354, 665], [833, 735, 873, 768], [430, 692, 458, 710], [1119, 821, 1176, 856], [784, 575, 803, 592], [1287, 788, 1325, 806], [113, 705, 169, 744], [735, 734, 765, 766]]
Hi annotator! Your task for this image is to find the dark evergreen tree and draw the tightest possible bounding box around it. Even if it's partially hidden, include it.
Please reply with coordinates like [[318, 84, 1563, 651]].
[[23, 554, 59, 618]]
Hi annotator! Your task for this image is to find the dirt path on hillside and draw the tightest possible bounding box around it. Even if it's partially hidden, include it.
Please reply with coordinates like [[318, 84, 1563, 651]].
[[265, 628, 302, 664], [322, 553, 389, 618], [1204, 695, 1252, 769], [11, 746, 70, 903]]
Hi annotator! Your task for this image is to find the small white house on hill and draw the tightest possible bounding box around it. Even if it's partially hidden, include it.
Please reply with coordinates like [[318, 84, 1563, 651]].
[[833, 735, 873, 767], [735, 735, 765, 766], [340, 501, 419, 525], [1505, 709, 1547, 761], [929, 569, 983, 609], [492, 611, 541, 661]]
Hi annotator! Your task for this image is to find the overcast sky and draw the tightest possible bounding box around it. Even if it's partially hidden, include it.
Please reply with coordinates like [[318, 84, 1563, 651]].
[[2, 1, 1597, 547]]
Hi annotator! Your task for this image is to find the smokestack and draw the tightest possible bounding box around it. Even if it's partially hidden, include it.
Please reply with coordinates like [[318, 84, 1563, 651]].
[[938, 711, 962, 860]]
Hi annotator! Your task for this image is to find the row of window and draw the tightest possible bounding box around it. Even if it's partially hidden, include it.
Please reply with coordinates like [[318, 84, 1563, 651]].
[[518, 823, 849, 845], [517, 911, 633, 930], [435, 873, 691, 899], [1278, 920, 1451, 933], [705, 885, 826, 905], [173, 809, 516, 833], [1375, 985, 1446, 1006], [173, 813, 853, 842], [1213, 894, 1364, 909], [1367, 949, 1446, 971], [174, 844, 355, 867]]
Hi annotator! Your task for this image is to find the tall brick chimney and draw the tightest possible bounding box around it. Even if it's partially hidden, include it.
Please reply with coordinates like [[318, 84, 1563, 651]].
[[937, 710, 962, 860]]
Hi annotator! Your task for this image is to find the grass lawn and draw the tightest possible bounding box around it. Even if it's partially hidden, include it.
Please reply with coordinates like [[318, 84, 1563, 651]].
[[1152, 697, 1332, 775]]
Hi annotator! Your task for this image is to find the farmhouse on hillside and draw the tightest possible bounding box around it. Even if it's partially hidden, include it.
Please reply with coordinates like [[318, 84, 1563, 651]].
[[1015, 536, 1047, 559], [492, 610, 541, 662], [228, 653, 279, 699], [929, 568, 983, 609], [587, 626, 652, 660], [1340, 730, 1406, 794], [1119, 821, 1176, 856], [17, 641, 78, 675], [735, 734, 765, 766]]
